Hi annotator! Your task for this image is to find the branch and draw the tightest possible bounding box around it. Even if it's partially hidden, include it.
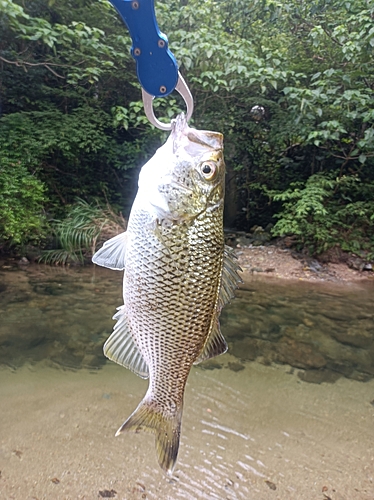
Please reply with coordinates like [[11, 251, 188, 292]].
[[44, 163, 79, 178], [320, 26, 344, 47], [0, 55, 65, 78], [44, 64, 65, 79], [0, 56, 86, 79]]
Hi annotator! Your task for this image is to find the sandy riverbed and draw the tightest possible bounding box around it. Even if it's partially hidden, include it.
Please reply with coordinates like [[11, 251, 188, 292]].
[[0, 358, 373, 500], [0, 258, 373, 499]]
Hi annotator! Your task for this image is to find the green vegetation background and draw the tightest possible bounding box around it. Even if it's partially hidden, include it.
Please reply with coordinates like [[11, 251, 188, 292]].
[[1, 0, 373, 260]]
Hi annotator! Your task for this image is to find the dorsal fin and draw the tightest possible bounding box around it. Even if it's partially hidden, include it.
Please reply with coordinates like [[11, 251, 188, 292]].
[[103, 306, 149, 379], [218, 245, 243, 310], [194, 246, 242, 365], [193, 319, 228, 364], [92, 231, 127, 270]]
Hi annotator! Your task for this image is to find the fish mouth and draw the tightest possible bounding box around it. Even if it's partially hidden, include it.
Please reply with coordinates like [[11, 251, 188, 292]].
[[187, 131, 223, 151]]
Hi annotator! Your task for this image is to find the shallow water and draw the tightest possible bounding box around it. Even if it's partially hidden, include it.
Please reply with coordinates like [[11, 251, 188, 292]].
[[0, 265, 373, 499]]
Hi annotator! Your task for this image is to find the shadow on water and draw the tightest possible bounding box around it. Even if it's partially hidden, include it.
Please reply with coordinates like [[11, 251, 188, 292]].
[[0, 264, 373, 382]]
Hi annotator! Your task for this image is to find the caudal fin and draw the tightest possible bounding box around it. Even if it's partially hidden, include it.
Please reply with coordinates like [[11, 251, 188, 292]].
[[116, 397, 183, 475]]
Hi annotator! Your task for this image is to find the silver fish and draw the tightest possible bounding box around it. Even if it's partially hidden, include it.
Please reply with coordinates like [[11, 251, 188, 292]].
[[92, 114, 241, 475]]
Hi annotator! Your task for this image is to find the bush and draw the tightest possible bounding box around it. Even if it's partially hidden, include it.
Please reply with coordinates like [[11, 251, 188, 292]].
[[271, 172, 374, 257], [0, 156, 46, 248]]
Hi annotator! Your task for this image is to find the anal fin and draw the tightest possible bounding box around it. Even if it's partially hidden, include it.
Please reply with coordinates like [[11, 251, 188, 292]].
[[103, 306, 149, 379]]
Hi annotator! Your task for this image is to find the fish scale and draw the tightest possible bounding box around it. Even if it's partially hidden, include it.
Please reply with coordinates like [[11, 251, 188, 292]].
[[92, 114, 242, 474], [125, 219, 222, 372]]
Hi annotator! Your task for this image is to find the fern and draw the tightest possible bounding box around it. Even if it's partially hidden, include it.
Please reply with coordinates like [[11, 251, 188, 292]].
[[39, 199, 125, 265]]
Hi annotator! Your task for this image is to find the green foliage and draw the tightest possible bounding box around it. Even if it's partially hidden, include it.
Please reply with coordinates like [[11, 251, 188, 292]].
[[158, 0, 374, 256], [271, 173, 374, 255], [1, 0, 374, 257], [40, 199, 125, 264], [0, 155, 46, 247], [0, 118, 46, 248]]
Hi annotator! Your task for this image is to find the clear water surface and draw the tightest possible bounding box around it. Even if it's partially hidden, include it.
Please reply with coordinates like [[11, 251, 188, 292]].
[[0, 264, 373, 499]]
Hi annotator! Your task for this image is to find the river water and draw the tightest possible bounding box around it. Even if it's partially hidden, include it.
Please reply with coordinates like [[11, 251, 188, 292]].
[[0, 264, 373, 499]]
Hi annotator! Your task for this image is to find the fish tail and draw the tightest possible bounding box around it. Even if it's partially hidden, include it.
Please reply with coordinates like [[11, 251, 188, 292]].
[[116, 397, 183, 476]]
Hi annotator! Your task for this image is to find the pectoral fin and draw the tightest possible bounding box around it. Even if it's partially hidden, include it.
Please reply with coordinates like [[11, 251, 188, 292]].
[[103, 306, 149, 379], [92, 231, 127, 270]]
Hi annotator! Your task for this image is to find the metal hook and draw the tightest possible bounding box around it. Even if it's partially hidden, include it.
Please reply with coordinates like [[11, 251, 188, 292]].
[[142, 72, 194, 131]]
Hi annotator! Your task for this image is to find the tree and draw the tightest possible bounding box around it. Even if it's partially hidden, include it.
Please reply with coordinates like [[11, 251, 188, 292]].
[[1, 0, 373, 257], [0, 0, 159, 248], [159, 0, 374, 255]]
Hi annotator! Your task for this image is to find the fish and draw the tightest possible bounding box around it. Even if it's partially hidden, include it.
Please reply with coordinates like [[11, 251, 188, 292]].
[[92, 113, 242, 475]]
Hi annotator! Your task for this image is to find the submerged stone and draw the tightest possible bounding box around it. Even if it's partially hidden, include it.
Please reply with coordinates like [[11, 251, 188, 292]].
[[331, 324, 373, 349], [298, 369, 341, 384], [227, 361, 245, 372], [277, 337, 327, 369]]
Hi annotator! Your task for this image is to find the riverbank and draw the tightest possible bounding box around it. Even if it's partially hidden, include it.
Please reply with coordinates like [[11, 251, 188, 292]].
[[234, 244, 374, 283], [1, 241, 373, 284]]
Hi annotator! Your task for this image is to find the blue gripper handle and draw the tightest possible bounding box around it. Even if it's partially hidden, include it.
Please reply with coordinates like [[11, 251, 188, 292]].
[[109, 0, 179, 98]]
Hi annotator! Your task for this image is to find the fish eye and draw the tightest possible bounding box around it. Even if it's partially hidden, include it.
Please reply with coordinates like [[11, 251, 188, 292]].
[[200, 161, 217, 180]]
